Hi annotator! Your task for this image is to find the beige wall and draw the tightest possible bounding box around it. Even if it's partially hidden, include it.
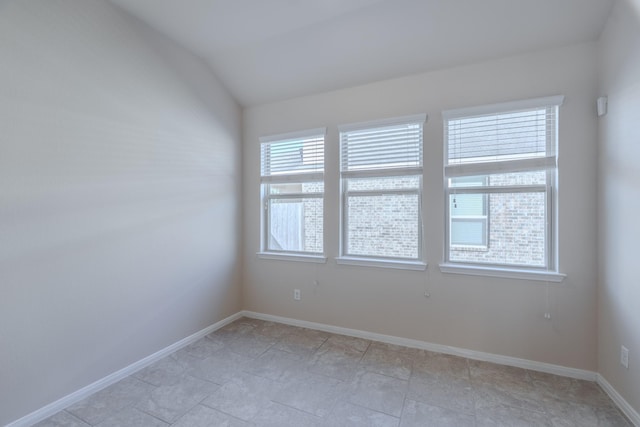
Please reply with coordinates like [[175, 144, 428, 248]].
[[243, 43, 599, 371], [598, 0, 640, 415], [0, 1, 242, 424]]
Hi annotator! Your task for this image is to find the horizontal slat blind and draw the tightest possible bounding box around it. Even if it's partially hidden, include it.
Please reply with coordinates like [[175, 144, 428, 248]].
[[261, 132, 324, 181], [445, 156, 556, 178], [444, 98, 561, 178], [341, 121, 424, 173]]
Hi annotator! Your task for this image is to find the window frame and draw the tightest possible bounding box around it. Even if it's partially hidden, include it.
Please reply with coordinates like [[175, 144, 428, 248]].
[[258, 128, 327, 261], [440, 96, 565, 281], [337, 114, 427, 269], [449, 175, 490, 249]]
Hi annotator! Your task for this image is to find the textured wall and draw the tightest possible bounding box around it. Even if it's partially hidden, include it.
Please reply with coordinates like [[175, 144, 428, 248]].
[[0, 1, 242, 424], [598, 0, 640, 417]]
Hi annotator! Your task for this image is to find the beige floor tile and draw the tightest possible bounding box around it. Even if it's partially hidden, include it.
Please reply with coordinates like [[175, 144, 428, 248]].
[[210, 319, 256, 339], [309, 344, 365, 380], [368, 341, 422, 357], [201, 372, 281, 421], [252, 320, 301, 339], [188, 348, 252, 384], [325, 334, 371, 353], [273, 371, 346, 417], [348, 371, 408, 417], [476, 403, 552, 427], [134, 353, 195, 387], [274, 329, 329, 356], [94, 407, 168, 427], [469, 360, 531, 385], [244, 348, 307, 383], [250, 401, 321, 427], [563, 379, 617, 408], [473, 379, 547, 414], [32, 411, 91, 427], [66, 377, 155, 425], [543, 395, 632, 427], [412, 352, 470, 380], [400, 399, 475, 427], [408, 370, 475, 415], [136, 375, 219, 423], [176, 336, 225, 359], [172, 404, 252, 427], [360, 346, 413, 380], [324, 401, 400, 427], [225, 331, 277, 358]]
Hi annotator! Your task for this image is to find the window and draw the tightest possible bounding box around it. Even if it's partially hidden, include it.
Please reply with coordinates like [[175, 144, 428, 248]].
[[260, 128, 325, 257], [443, 96, 563, 273], [338, 114, 426, 266]]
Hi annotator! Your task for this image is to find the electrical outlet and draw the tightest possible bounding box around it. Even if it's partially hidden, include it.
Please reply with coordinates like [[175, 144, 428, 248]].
[[294, 289, 301, 301], [621, 345, 629, 369]]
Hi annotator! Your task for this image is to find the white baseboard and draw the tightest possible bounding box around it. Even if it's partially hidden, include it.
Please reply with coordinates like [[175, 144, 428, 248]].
[[242, 310, 596, 381], [6, 312, 243, 427], [597, 374, 640, 426]]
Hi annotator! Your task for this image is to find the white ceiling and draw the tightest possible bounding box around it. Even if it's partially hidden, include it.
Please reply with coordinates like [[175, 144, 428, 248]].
[[110, 0, 614, 107]]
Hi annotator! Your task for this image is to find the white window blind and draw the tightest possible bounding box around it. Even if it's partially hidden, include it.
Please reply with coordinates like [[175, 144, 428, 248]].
[[340, 114, 425, 177], [260, 129, 325, 183], [444, 95, 563, 178]]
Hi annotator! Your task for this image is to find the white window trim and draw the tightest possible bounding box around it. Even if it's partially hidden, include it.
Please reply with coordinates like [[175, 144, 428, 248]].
[[259, 127, 328, 144], [257, 252, 328, 264], [259, 127, 326, 256], [439, 263, 565, 282], [338, 113, 428, 133], [337, 256, 427, 271], [442, 95, 565, 120], [442, 96, 565, 277], [339, 114, 427, 265]]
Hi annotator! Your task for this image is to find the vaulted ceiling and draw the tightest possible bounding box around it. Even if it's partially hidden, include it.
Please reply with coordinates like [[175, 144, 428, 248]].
[[110, 0, 614, 106]]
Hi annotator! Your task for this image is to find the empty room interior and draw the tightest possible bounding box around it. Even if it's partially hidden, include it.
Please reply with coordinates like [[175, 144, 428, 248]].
[[1, 0, 640, 426]]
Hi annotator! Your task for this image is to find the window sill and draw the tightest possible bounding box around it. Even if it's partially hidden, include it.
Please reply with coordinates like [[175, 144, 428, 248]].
[[257, 252, 327, 264], [336, 257, 427, 271], [438, 263, 565, 282]]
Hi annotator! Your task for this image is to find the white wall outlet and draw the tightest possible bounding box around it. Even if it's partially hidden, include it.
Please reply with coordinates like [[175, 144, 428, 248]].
[[294, 289, 301, 301], [621, 345, 629, 369]]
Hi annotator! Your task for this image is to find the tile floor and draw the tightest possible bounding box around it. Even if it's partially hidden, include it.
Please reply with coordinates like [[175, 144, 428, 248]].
[[35, 317, 631, 427]]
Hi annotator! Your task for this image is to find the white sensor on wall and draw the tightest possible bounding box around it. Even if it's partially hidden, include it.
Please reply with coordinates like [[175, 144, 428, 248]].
[[597, 96, 608, 117]]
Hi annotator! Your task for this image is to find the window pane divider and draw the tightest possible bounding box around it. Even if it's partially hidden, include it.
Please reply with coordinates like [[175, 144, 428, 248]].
[[260, 172, 324, 183], [346, 189, 419, 197], [266, 193, 323, 200], [446, 185, 546, 194], [445, 156, 555, 178], [341, 167, 422, 179]]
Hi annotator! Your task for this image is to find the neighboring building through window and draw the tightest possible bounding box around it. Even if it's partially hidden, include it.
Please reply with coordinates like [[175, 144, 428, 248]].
[[339, 114, 426, 264], [450, 176, 489, 248], [260, 128, 325, 255], [443, 96, 563, 270]]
